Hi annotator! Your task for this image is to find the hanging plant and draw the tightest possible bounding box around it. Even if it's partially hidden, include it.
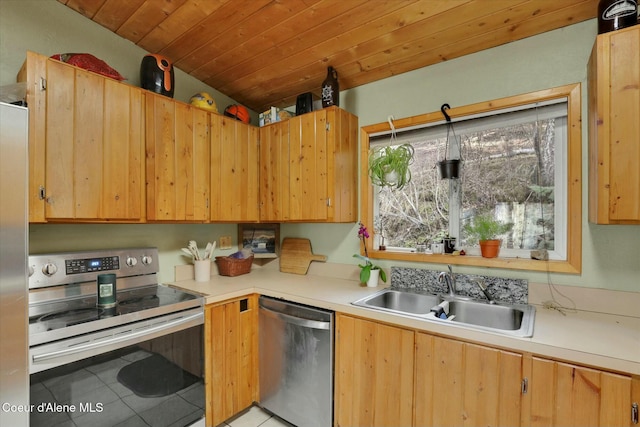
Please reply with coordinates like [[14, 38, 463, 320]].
[[437, 103, 462, 179], [368, 143, 415, 190]]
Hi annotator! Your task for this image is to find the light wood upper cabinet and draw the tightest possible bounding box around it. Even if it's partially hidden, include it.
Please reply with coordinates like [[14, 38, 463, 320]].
[[18, 51, 145, 222], [588, 25, 640, 224], [526, 356, 636, 427], [18, 51, 47, 223], [145, 93, 210, 221], [205, 295, 258, 427], [19, 52, 356, 224], [335, 314, 415, 427], [414, 333, 522, 427], [259, 106, 358, 222], [259, 116, 290, 222], [211, 115, 259, 222]]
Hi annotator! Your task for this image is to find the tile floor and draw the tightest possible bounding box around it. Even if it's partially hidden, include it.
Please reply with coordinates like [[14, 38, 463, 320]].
[[29, 347, 294, 427], [219, 406, 293, 427]]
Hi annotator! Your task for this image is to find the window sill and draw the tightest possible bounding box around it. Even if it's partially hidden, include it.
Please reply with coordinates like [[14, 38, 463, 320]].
[[367, 249, 580, 274]]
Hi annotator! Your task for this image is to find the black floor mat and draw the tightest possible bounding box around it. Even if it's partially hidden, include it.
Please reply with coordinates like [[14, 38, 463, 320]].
[[117, 353, 199, 398]]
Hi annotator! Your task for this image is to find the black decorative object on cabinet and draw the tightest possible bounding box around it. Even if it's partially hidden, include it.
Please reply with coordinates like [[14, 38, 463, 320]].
[[597, 0, 638, 34], [321, 66, 339, 108], [296, 92, 314, 115], [140, 54, 175, 98]]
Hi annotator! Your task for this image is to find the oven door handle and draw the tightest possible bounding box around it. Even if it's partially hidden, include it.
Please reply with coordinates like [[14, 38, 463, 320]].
[[32, 311, 203, 364]]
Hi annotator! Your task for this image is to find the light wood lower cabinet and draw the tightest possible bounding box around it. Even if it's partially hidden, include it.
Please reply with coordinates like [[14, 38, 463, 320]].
[[335, 315, 637, 427], [526, 356, 636, 427], [335, 314, 415, 427], [205, 295, 258, 427], [335, 315, 521, 427], [414, 333, 522, 427]]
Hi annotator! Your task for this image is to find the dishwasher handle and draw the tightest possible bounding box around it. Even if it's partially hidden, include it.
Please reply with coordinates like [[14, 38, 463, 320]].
[[260, 305, 331, 330]]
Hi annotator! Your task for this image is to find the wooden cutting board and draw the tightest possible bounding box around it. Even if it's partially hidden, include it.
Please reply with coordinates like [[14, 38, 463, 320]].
[[280, 238, 327, 275]]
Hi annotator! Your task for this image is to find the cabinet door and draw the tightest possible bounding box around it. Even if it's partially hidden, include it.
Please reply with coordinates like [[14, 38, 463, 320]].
[[211, 115, 259, 222], [19, 52, 145, 221], [146, 94, 210, 221], [335, 314, 414, 427], [289, 110, 329, 221], [259, 120, 290, 221], [44, 60, 145, 220], [588, 25, 640, 224], [258, 107, 357, 222], [414, 333, 522, 427], [528, 357, 632, 427], [205, 295, 258, 427], [326, 106, 358, 222], [44, 58, 82, 219], [102, 79, 145, 219], [18, 51, 47, 223]]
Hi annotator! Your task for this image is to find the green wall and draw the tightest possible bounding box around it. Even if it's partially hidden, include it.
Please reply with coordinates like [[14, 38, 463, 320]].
[[2, 1, 639, 291]]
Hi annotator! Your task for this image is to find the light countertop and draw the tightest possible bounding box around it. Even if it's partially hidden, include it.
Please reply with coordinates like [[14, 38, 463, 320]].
[[169, 263, 640, 376]]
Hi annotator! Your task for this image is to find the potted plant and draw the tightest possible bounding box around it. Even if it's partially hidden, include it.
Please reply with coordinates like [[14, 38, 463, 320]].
[[353, 223, 387, 287], [368, 143, 414, 190], [463, 214, 513, 258]]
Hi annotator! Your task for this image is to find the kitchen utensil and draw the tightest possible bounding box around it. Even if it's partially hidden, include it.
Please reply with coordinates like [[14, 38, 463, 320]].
[[203, 242, 212, 260], [187, 240, 201, 260], [280, 238, 327, 275]]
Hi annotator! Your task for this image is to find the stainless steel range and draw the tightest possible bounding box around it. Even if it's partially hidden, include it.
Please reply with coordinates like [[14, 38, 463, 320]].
[[28, 248, 205, 427]]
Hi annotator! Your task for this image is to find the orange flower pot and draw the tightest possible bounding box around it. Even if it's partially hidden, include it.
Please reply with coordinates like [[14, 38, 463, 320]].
[[479, 239, 501, 258]]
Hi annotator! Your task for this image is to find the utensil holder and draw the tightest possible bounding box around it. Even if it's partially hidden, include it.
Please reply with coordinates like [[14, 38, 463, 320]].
[[194, 260, 211, 282]]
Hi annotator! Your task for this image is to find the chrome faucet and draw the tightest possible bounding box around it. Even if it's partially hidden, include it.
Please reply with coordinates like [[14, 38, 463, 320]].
[[475, 278, 496, 304], [438, 265, 456, 297]]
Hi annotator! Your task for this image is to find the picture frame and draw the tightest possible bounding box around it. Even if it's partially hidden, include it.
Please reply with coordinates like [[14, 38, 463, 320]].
[[238, 223, 280, 259]]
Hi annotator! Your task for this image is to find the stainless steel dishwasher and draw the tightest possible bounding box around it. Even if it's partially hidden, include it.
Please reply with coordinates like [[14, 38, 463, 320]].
[[258, 296, 334, 427]]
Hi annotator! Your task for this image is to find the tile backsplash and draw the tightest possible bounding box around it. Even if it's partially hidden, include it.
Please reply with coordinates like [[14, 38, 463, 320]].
[[390, 266, 528, 304]]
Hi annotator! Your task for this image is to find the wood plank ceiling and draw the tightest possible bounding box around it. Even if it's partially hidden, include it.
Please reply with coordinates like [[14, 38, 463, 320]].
[[59, 0, 598, 112]]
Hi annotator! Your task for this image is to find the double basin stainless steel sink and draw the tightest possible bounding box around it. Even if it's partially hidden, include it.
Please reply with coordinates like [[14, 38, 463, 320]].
[[352, 289, 535, 337]]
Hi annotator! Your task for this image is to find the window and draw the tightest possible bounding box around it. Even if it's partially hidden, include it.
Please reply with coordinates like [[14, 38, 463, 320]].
[[359, 84, 582, 273]]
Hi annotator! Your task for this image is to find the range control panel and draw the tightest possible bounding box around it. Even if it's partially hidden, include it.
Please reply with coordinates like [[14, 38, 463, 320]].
[[66, 256, 120, 275], [28, 248, 159, 289]]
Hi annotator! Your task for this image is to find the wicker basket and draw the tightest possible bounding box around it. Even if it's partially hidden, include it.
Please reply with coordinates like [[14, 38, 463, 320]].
[[215, 255, 253, 277]]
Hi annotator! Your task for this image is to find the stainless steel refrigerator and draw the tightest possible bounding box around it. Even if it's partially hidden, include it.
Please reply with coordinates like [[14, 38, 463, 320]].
[[0, 101, 29, 426]]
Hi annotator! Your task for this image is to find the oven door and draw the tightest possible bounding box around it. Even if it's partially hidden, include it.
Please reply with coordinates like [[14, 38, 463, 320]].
[[29, 315, 204, 427]]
